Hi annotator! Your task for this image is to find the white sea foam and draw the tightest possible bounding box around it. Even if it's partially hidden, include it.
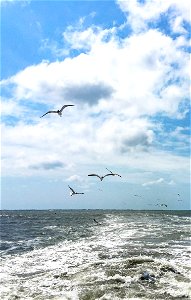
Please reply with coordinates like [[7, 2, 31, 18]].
[[1, 210, 190, 299]]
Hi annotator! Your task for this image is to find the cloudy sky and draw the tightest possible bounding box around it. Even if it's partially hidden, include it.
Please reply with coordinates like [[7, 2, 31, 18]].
[[1, 0, 190, 210]]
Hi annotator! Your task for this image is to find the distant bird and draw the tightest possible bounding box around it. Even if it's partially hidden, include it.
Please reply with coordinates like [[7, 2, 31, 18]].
[[88, 173, 113, 181], [106, 168, 122, 178], [68, 185, 84, 196], [93, 218, 101, 225], [156, 203, 167, 208], [40, 104, 74, 118], [134, 194, 142, 198]]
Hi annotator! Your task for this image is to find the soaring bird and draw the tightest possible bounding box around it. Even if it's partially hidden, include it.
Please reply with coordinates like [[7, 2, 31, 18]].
[[40, 104, 74, 118], [156, 203, 167, 208], [161, 204, 168, 208], [93, 218, 101, 225], [105, 168, 122, 178], [88, 173, 113, 181], [68, 185, 84, 196]]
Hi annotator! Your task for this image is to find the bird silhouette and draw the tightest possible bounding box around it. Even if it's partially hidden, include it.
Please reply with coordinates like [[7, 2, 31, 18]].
[[40, 104, 74, 118], [88, 173, 113, 181], [68, 185, 84, 196], [105, 168, 122, 178], [156, 203, 167, 208], [93, 218, 101, 225]]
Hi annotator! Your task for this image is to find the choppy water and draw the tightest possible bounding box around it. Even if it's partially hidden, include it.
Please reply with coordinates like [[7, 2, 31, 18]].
[[0, 210, 190, 300]]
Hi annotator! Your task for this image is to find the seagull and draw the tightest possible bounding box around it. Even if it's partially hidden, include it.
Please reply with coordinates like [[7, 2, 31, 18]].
[[88, 173, 113, 181], [68, 185, 84, 196], [40, 104, 74, 118], [105, 168, 122, 178], [156, 203, 167, 208], [177, 193, 182, 201], [93, 218, 101, 225]]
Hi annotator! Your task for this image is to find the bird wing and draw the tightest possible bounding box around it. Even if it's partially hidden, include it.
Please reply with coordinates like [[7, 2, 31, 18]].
[[76, 192, 84, 195], [88, 174, 101, 179], [106, 168, 121, 177], [40, 111, 57, 118], [60, 104, 74, 112], [106, 168, 113, 174], [68, 185, 75, 193], [102, 173, 113, 179], [114, 173, 122, 177]]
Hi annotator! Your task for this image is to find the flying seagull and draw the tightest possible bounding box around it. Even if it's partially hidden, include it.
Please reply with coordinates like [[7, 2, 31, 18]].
[[156, 203, 167, 208], [105, 168, 122, 178], [177, 193, 182, 201], [161, 204, 168, 207], [68, 185, 84, 196], [88, 173, 113, 181], [93, 218, 101, 225], [40, 104, 74, 118]]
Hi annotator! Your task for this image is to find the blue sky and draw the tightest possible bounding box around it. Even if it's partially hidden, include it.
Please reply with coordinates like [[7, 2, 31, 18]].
[[1, 0, 190, 210]]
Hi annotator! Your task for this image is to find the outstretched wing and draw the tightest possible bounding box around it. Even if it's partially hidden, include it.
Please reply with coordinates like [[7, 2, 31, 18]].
[[106, 168, 122, 177], [106, 168, 113, 174], [102, 173, 113, 179], [40, 110, 57, 118], [60, 104, 75, 112], [116, 173, 122, 177], [88, 174, 101, 179], [68, 185, 75, 193], [76, 192, 84, 195]]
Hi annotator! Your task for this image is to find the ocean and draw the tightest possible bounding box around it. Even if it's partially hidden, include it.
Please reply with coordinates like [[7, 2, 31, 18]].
[[0, 210, 190, 300]]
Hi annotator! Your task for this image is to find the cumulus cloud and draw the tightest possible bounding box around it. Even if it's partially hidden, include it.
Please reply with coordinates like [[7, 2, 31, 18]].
[[63, 25, 117, 51], [1, 27, 189, 120], [117, 0, 190, 34], [142, 178, 175, 187], [63, 82, 114, 105], [1, 0, 190, 188], [30, 161, 65, 170], [96, 117, 154, 154], [66, 175, 84, 183]]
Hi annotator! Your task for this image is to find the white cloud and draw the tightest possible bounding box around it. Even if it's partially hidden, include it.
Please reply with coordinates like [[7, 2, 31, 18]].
[[117, 0, 190, 34], [1, 27, 189, 120], [66, 175, 84, 183], [170, 16, 187, 34], [142, 178, 175, 187], [1, 1, 190, 190], [63, 25, 117, 51]]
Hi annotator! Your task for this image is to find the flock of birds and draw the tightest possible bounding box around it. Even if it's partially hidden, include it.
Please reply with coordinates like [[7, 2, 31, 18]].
[[40, 104, 182, 208], [69, 167, 122, 196], [40, 104, 123, 196]]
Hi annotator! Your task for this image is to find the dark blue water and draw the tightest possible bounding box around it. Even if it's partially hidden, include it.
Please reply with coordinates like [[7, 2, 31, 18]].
[[0, 210, 190, 299]]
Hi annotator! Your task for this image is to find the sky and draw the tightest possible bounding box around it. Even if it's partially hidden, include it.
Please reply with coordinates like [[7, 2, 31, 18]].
[[1, 0, 190, 210]]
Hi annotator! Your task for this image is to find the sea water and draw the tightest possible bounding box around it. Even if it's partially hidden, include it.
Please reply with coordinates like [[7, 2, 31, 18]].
[[0, 210, 190, 299]]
